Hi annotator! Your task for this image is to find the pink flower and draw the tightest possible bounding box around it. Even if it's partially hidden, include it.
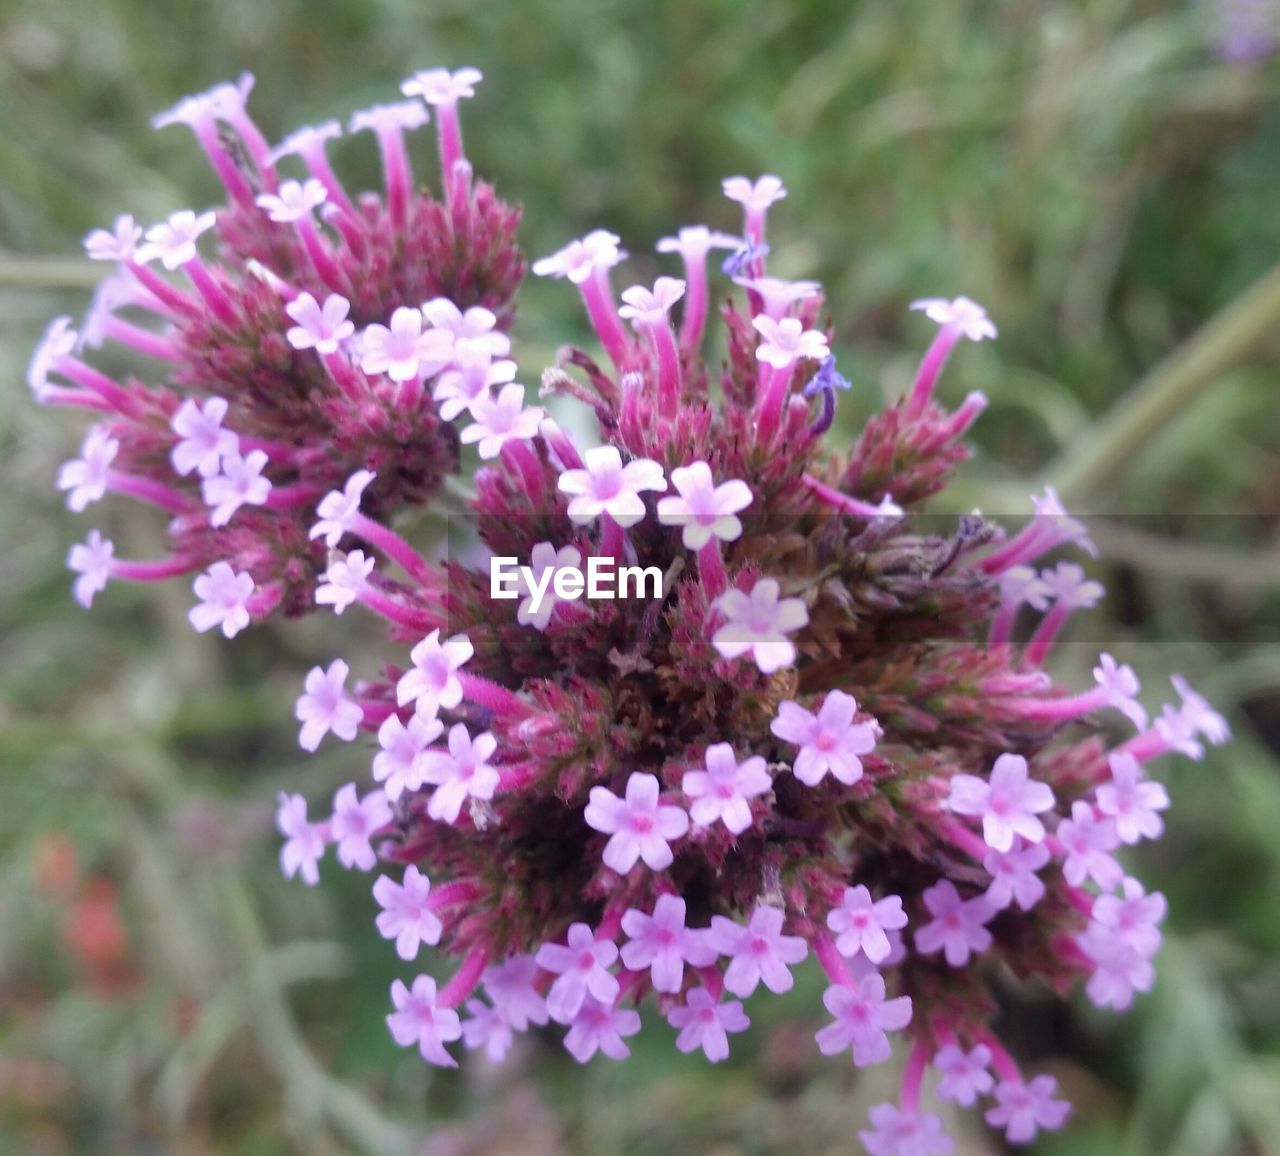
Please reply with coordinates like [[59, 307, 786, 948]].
[[999, 565, 1051, 611], [360, 306, 452, 382], [531, 230, 625, 284], [421, 297, 509, 356], [459, 384, 545, 460], [711, 578, 809, 674], [564, 996, 641, 1062], [909, 296, 997, 342], [316, 549, 375, 615], [682, 743, 771, 834], [422, 723, 499, 824], [189, 561, 256, 638], [826, 886, 908, 963], [620, 894, 716, 993], [859, 1103, 954, 1156], [982, 839, 1051, 911], [57, 426, 118, 512], [914, 880, 995, 967], [516, 542, 584, 630], [1095, 752, 1170, 844], [285, 292, 355, 354], [84, 214, 143, 262], [1170, 674, 1231, 745], [1031, 484, 1097, 556], [706, 905, 808, 997], [734, 276, 822, 319], [482, 955, 548, 1030], [536, 922, 620, 1023], [295, 659, 363, 751], [329, 783, 392, 870], [722, 174, 787, 212], [656, 461, 753, 550], [655, 225, 741, 259], [373, 712, 444, 802], [934, 1044, 994, 1107], [276, 792, 326, 885], [310, 469, 375, 548], [140, 209, 217, 269], [170, 396, 240, 478], [267, 120, 342, 165], [667, 988, 749, 1062], [401, 67, 483, 105], [814, 973, 912, 1066], [460, 999, 513, 1063], [1091, 876, 1166, 959], [985, 1076, 1071, 1144], [558, 446, 667, 528], [431, 338, 517, 421], [946, 753, 1055, 852], [1077, 925, 1155, 1011], [396, 629, 474, 717], [348, 101, 430, 136], [617, 277, 686, 326], [202, 449, 271, 527], [1056, 801, 1123, 890], [1094, 653, 1148, 729], [1040, 561, 1105, 609], [256, 178, 327, 223], [386, 975, 462, 1068], [584, 771, 689, 874], [751, 315, 830, 369], [770, 690, 878, 786], [67, 530, 113, 608], [373, 866, 443, 960], [152, 74, 254, 131], [28, 316, 78, 400]]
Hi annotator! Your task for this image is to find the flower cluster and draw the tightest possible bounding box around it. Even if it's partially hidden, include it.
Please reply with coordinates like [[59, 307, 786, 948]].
[[39, 71, 522, 624], [41, 72, 1232, 1155]]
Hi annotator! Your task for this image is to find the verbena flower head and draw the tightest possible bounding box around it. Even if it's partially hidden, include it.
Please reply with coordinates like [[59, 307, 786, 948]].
[[72, 71, 1228, 1154], [34, 72, 522, 627]]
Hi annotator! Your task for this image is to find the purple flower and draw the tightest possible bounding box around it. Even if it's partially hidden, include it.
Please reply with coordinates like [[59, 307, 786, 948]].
[[276, 792, 326, 885], [557, 446, 667, 528], [909, 296, 997, 342], [982, 839, 1050, 911], [432, 339, 517, 420], [711, 578, 809, 674], [564, 995, 640, 1063], [329, 783, 392, 870], [360, 306, 451, 382], [67, 530, 114, 608], [170, 397, 239, 478], [1091, 876, 1166, 959], [584, 772, 689, 874], [706, 905, 808, 997], [985, 1076, 1071, 1144], [310, 469, 375, 548], [373, 865, 442, 959], [459, 384, 545, 460], [536, 922, 620, 1023], [667, 988, 749, 1062], [189, 561, 256, 638], [947, 753, 1055, 852], [914, 880, 994, 967], [285, 292, 355, 354], [482, 955, 548, 1031], [422, 723, 500, 824], [295, 659, 363, 751], [372, 712, 444, 801], [656, 461, 753, 550], [387, 976, 462, 1068], [460, 999, 513, 1063], [814, 974, 912, 1066], [934, 1043, 994, 1107], [771, 690, 878, 787], [682, 743, 771, 834], [1056, 801, 1123, 890], [826, 886, 909, 963], [57, 426, 118, 511], [1094, 653, 1148, 729], [202, 450, 271, 527], [1040, 561, 1105, 609], [1096, 752, 1170, 844], [620, 894, 716, 993], [396, 629, 474, 716], [859, 1103, 954, 1156]]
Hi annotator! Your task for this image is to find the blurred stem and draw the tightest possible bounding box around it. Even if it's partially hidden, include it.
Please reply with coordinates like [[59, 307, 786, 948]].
[[0, 251, 100, 290], [1045, 261, 1280, 502]]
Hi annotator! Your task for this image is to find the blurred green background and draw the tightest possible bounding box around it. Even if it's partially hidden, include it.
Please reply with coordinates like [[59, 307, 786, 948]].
[[2, 0, 1279, 1153]]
